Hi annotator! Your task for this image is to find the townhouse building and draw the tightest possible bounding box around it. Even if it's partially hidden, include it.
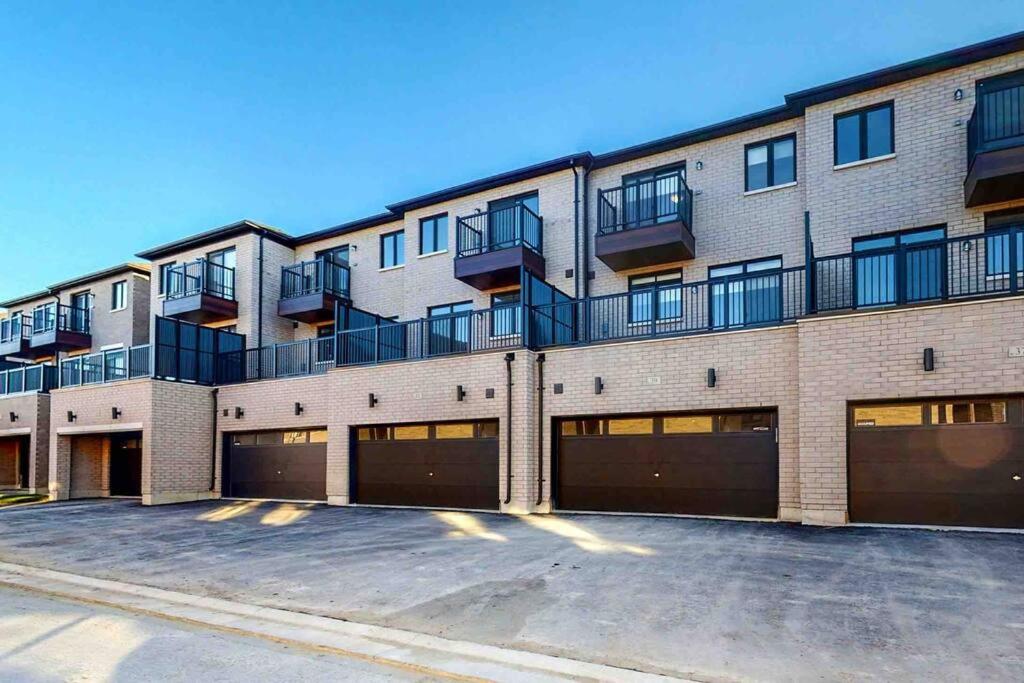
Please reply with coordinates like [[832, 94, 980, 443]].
[[0, 263, 150, 493], [3, 31, 1023, 528]]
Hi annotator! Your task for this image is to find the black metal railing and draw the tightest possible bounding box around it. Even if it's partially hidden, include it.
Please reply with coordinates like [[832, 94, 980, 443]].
[[967, 77, 1024, 170], [0, 315, 30, 344], [812, 229, 1021, 313], [31, 304, 90, 335], [154, 316, 245, 385], [0, 364, 57, 395], [597, 171, 693, 236], [531, 267, 806, 347], [166, 259, 236, 301], [59, 345, 152, 387], [456, 204, 543, 258], [281, 257, 351, 300], [336, 306, 523, 367], [241, 337, 335, 381]]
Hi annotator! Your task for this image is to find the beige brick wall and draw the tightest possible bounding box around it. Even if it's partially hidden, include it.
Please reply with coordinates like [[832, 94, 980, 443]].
[[796, 296, 1024, 524], [69, 434, 108, 498], [49, 379, 215, 505], [0, 393, 50, 492], [542, 326, 801, 519]]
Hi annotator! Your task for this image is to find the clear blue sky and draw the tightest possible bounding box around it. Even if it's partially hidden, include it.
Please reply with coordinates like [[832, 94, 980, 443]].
[[1, 1, 1021, 301]]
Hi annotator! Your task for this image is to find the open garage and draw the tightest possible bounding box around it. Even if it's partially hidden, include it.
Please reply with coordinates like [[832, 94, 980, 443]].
[[351, 420, 499, 510], [555, 411, 779, 518], [222, 429, 327, 501], [849, 397, 1024, 528]]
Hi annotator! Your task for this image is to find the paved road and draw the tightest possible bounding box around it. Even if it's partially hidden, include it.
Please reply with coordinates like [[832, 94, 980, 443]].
[[1, 499, 1023, 681], [0, 584, 432, 682]]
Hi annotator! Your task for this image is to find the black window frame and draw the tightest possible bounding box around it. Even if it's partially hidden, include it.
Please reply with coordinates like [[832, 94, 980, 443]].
[[158, 261, 176, 295], [379, 230, 405, 269], [833, 101, 895, 166], [490, 290, 521, 337], [744, 134, 797, 192], [315, 245, 350, 264], [110, 280, 127, 311], [419, 213, 449, 256], [627, 269, 682, 324]]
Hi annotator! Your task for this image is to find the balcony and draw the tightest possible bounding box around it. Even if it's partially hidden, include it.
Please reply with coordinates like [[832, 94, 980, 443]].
[[0, 363, 57, 396], [29, 304, 91, 356], [0, 316, 31, 359], [965, 70, 1024, 207], [59, 344, 151, 387], [162, 259, 238, 323], [595, 171, 695, 271], [454, 204, 545, 290], [277, 257, 351, 323]]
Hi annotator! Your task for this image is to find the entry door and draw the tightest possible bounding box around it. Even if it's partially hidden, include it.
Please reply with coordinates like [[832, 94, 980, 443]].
[[853, 227, 945, 307], [109, 433, 142, 496], [427, 303, 472, 356], [17, 436, 29, 488]]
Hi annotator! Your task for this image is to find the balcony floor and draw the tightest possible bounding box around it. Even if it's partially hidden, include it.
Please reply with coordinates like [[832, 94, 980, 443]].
[[454, 245, 545, 290], [278, 291, 345, 324], [595, 219, 696, 271], [162, 293, 239, 324], [965, 144, 1024, 207]]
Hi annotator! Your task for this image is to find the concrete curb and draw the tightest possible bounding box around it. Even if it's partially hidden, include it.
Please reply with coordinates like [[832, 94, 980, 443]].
[[0, 561, 687, 683]]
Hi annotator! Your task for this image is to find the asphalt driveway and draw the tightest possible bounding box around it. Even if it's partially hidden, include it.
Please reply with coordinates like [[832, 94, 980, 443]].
[[0, 500, 1021, 681]]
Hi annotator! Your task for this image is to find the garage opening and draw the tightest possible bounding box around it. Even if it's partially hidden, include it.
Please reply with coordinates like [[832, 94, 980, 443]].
[[352, 420, 499, 510], [555, 411, 778, 518], [0, 436, 30, 489], [223, 429, 327, 501], [109, 432, 142, 497], [849, 397, 1024, 528]]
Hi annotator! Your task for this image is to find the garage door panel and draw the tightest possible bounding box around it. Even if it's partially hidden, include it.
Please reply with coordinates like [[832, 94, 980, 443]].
[[353, 421, 499, 510], [225, 436, 326, 502], [557, 412, 779, 518], [849, 399, 1024, 528]]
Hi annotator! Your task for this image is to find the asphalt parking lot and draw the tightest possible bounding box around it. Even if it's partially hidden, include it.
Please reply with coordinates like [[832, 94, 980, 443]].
[[1, 499, 1021, 681]]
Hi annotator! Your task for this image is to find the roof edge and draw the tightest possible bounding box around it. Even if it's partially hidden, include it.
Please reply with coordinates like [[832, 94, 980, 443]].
[[136, 219, 293, 260]]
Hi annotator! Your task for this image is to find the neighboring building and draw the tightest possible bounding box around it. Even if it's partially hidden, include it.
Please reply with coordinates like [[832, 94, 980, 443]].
[[18, 32, 1024, 528], [0, 263, 151, 493]]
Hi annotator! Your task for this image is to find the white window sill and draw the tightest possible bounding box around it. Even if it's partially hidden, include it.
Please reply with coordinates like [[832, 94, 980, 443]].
[[110, 307, 127, 313], [833, 153, 896, 171], [377, 264, 405, 273], [744, 181, 797, 196], [417, 250, 448, 260]]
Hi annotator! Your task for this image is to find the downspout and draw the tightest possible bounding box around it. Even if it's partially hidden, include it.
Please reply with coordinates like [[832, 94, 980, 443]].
[[571, 164, 580, 300], [257, 234, 265, 351], [209, 387, 219, 492], [503, 352, 515, 506], [582, 160, 593, 299], [535, 353, 545, 506]]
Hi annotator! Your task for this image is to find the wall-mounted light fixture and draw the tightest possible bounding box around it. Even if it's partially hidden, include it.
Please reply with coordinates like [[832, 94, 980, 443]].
[[456, 385, 466, 401], [8, 412, 17, 423], [707, 368, 717, 388], [111, 407, 122, 420], [695, 160, 704, 170], [294, 402, 304, 416], [234, 407, 244, 419], [369, 393, 379, 408], [923, 348, 935, 372], [67, 411, 76, 423], [594, 377, 604, 395], [954, 88, 963, 101]]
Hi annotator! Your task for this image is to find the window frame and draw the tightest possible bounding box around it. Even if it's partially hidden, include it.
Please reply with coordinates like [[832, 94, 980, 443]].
[[418, 213, 449, 256], [490, 290, 522, 337], [110, 280, 127, 312], [833, 101, 895, 166], [744, 134, 797, 192], [627, 269, 683, 324], [379, 230, 405, 269], [158, 261, 176, 296], [207, 247, 237, 270]]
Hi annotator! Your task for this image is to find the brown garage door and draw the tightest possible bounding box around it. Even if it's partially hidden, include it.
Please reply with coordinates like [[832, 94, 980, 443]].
[[353, 421, 499, 510], [556, 411, 778, 518], [849, 398, 1024, 528], [224, 429, 327, 501]]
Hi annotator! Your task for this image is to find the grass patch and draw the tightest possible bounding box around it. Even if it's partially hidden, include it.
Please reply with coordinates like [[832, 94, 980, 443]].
[[0, 493, 47, 507]]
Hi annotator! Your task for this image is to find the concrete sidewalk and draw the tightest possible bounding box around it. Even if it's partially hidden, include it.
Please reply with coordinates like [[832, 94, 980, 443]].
[[0, 560, 677, 682]]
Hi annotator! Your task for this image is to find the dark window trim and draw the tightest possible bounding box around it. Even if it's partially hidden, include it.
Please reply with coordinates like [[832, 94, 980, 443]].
[[315, 244, 349, 262], [427, 300, 474, 318], [207, 246, 236, 263], [627, 269, 683, 289], [111, 280, 127, 310], [706, 255, 784, 279], [622, 161, 686, 185], [833, 100, 895, 165], [744, 133, 797, 192], [379, 230, 405, 269], [489, 289, 522, 337], [418, 213, 449, 255], [851, 224, 947, 252], [627, 269, 683, 324], [158, 261, 177, 295], [985, 207, 1024, 230], [486, 191, 539, 211]]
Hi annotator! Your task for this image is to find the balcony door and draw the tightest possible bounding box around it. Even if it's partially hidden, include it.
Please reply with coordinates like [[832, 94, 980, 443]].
[[427, 302, 473, 356], [622, 165, 685, 229], [33, 303, 55, 333], [206, 248, 236, 299], [70, 292, 92, 331], [487, 193, 538, 251], [709, 257, 782, 329], [853, 226, 945, 307]]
